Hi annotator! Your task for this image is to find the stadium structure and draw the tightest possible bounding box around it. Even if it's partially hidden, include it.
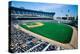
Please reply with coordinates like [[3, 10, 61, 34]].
[[9, 1, 78, 53], [10, 7, 55, 19]]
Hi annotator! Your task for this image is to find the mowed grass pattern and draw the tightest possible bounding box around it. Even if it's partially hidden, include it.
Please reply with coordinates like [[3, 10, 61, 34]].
[[20, 22, 73, 43]]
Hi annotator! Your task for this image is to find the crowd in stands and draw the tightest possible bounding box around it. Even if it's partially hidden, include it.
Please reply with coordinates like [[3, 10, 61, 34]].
[[10, 24, 64, 53]]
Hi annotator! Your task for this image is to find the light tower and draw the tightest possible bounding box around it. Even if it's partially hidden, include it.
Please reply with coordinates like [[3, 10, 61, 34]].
[[66, 9, 70, 20]]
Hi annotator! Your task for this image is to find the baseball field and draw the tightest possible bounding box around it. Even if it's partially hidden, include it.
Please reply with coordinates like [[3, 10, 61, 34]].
[[20, 22, 73, 43]]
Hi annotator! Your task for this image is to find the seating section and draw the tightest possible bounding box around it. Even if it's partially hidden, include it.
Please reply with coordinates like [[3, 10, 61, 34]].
[[10, 25, 64, 53]]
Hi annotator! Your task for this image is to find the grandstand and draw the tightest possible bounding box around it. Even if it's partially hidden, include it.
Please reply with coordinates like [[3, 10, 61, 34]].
[[9, 7, 55, 19]]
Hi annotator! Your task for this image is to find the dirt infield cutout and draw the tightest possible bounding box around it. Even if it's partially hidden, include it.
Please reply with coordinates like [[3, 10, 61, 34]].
[[25, 22, 44, 28]]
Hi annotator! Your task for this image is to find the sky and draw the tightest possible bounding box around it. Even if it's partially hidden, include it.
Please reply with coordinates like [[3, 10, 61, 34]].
[[10, 1, 78, 17]]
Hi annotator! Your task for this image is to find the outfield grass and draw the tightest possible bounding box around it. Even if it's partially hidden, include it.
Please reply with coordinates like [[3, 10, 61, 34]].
[[20, 22, 73, 43]]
